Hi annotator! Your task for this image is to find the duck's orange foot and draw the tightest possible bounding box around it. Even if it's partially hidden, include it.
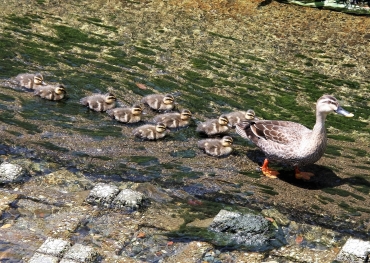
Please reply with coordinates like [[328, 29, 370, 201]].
[[295, 171, 314, 180], [261, 159, 279, 178], [261, 168, 280, 179]]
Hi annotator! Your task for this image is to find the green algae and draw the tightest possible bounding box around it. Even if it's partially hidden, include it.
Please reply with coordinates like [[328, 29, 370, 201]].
[[0, 112, 41, 134], [169, 149, 196, 158], [134, 46, 156, 56], [317, 195, 335, 205], [0, 93, 16, 102], [325, 145, 342, 157], [323, 187, 366, 201], [127, 156, 159, 166], [239, 171, 260, 179], [255, 183, 278, 196], [72, 126, 122, 138], [327, 134, 355, 142], [32, 141, 69, 152], [170, 171, 202, 181]]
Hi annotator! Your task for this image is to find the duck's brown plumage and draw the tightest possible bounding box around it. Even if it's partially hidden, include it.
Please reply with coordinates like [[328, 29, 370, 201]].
[[235, 95, 354, 179]]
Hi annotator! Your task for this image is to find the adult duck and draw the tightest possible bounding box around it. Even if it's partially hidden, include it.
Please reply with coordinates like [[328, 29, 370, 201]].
[[235, 95, 354, 180]]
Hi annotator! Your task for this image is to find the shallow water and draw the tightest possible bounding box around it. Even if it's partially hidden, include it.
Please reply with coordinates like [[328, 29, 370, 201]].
[[1, 0, 370, 261]]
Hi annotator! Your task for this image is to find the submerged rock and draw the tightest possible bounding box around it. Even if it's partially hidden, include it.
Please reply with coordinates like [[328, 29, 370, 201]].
[[112, 188, 144, 210], [86, 183, 120, 207], [0, 162, 25, 183], [36, 238, 72, 258], [61, 243, 99, 263], [335, 237, 370, 263], [87, 183, 145, 210], [281, 0, 370, 15], [261, 208, 291, 226], [208, 210, 286, 250]]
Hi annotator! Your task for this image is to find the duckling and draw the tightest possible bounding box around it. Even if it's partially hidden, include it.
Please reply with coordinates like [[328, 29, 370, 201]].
[[15, 73, 45, 89], [196, 115, 230, 136], [34, 84, 66, 101], [153, 109, 192, 128], [132, 122, 169, 140], [198, 136, 233, 157], [224, 109, 257, 127], [141, 93, 175, 111], [106, 104, 143, 123], [80, 93, 116, 112]]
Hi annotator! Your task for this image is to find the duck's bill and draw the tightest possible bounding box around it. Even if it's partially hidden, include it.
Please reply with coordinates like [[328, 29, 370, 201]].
[[335, 106, 354, 117]]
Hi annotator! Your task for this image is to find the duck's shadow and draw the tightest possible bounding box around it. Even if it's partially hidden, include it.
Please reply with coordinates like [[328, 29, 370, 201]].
[[277, 165, 343, 190], [245, 150, 344, 190]]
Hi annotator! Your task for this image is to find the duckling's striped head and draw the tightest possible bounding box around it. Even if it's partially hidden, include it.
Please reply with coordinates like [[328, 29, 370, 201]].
[[105, 93, 117, 103], [55, 85, 66, 95], [317, 95, 353, 117], [221, 136, 233, 147], [163, 94, 174, 104], [245, 109, 256, 120], [180, 109, 192, 120], [218, 115, 229, 126], [155, 122, 167, 133], [34, 73, 45, 85], [132, 104, 143, 115]]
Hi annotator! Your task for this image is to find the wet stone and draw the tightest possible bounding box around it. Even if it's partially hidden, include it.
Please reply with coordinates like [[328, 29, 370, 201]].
[[0, 190, 19, 215], [28, 252, 60, 263], [111, 188, 144, 210], [60, 244, 99, 263], [86, 183, 120, 207], [209, 209, 284, 250], [335, 237, 370, 263], [36, 237, 72, 258], [261, 208, 291, 226], [0, 162, 25, 183]]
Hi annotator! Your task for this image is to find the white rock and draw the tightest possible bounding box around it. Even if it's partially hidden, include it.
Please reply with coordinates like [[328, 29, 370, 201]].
[[0, 162, 24, 183], [336, 237, 370, 263]]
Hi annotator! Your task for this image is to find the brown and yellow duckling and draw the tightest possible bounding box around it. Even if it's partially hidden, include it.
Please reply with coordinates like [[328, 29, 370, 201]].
[[80, 93, 116, 112], [196, 115, 230, 136], [224, 109, 257, 127], [132, 122, 169, 140], [106, 104, 143, 123], [15, 72, 45, 89], [153, 109, 192, 128], [34, 84, 66, 101], [141, 93, 175, 111], [198, 136, 233, 157]]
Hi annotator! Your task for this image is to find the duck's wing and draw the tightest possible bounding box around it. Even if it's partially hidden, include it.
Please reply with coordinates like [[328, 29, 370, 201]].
[[236, 120, 307, 145], [251, 120, 307, 145]]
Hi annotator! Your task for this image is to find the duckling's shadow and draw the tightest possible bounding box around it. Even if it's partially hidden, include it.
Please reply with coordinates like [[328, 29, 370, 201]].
[[245, 150, 343, 189]]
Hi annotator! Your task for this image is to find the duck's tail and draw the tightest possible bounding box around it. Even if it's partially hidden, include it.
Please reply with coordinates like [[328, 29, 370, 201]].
[[235, 121, 252, 140]]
